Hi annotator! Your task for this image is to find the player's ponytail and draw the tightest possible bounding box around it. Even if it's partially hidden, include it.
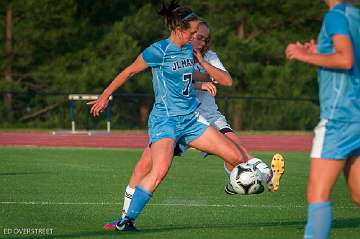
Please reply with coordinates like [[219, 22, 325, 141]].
[[158, 0, 198, 31]]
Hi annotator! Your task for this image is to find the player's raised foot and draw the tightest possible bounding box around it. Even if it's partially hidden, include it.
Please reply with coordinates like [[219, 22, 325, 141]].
[[269, 153, 285, 192], [224, 182, 237, 195], [116, 218, 138, 232]]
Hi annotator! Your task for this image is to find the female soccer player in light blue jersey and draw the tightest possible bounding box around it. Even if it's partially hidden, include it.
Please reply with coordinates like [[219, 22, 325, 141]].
[[286, 1, 360, 238], [89, 1, 258, 232], [104, 21, 283, 230]]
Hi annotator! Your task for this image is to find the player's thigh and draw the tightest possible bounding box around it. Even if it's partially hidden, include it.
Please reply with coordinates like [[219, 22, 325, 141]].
[[138, 139, 175, 192], [150, 138, 175, 174], [307, 158, 345, 203], [211, 114, 251, 160], [308, 119, 360, 202], [344, 156, 360, 206], [189, 126, 240, 165]]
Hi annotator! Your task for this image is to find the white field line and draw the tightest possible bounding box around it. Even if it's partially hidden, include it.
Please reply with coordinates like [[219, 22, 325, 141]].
[[0, 201, 356, 209]]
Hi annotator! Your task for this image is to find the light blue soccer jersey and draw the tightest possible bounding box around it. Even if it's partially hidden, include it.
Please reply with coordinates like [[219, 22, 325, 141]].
[[142, 39, 199, 116], [317, 3, 360, 122]]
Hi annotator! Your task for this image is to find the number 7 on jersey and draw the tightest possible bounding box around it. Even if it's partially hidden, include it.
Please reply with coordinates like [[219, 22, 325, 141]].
[[182, 74, 192, 96]]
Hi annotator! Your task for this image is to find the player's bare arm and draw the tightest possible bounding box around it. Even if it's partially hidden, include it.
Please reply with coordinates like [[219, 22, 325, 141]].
[[193, 49, 232, 86], [89, 55, 148, 117], [286, 35, 354, 69], [193, 70, 211, 82]]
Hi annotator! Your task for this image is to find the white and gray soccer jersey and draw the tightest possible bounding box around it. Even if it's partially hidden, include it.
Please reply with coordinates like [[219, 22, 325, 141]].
[[195, 50, 228, 123]]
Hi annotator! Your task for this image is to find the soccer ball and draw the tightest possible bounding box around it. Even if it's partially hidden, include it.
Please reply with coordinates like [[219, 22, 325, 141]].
[[230, 163, 264, 195]]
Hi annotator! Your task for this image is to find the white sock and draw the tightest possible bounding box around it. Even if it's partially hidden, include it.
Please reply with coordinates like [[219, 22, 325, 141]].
[[122, 185, 135, 217]]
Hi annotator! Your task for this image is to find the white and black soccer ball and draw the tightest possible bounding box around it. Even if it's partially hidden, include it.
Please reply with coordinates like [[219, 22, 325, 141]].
[[230, 163, 264, 195]]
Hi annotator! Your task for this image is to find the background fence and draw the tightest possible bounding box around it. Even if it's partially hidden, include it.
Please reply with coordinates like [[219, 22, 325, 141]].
[[0, 91, 319, 131]]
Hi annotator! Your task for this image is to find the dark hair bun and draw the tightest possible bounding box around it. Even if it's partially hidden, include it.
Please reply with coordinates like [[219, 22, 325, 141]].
[[158, 0, 198, 31]]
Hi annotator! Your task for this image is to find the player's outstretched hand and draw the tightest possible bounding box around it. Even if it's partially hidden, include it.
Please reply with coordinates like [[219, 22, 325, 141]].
[[201, 82, 217, 96], [87, 95, 109, 117]]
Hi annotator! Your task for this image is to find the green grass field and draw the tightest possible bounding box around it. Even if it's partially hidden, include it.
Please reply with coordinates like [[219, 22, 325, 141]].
[[0, 148, 359, 239]]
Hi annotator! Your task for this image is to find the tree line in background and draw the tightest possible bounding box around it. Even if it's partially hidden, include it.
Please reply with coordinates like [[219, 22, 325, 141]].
[[0, 0, 339, 130]]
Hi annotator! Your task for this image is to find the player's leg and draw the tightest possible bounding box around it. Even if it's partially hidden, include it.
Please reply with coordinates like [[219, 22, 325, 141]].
[[189, 126, 243, 167], [115, 112, 178, 231], [304, 158, 345, 239], [344, 156, 360, 207], [107, 143, 187, 230], [224, 131, 252, 165], [123, 146, 152, 216], [304, 119, 350, 239], [128, 146, 152, 188], [343, 120, 360, 206], [203, 115, 248, 194], [223, 131, 280, 193], [211, 115, 275, 193], [137, 138, 175, 191], [121, 144, 186, 217], [123, 143, 186, 216], [207, 114, 251, 164], [206, 114, 250, 165], [223, 129, 283, 192], [116, 138, 175, 231], [104, 146, 153, 229], [222, 131, 252, 194]]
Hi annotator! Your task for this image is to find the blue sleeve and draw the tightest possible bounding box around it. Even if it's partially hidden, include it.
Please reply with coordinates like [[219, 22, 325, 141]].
[[324, 11, 350, 37], [141, 43, 164, 68]]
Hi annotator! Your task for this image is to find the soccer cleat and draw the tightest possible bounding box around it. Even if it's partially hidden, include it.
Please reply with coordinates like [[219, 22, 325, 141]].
[[103, 211, 126, 229], [269, 153, 285, 192], [116, 218, 138, 232], [103, 218, 121, 230], [253, 184, 265, 194], [224, 182, 237, 195]]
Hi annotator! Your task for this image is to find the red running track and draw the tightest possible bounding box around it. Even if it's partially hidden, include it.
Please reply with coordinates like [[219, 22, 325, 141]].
[[0, 131, 313, 152]]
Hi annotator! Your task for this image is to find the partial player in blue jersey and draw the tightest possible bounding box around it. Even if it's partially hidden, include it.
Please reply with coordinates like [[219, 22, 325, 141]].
[[89, 0, 264, 232], [286, 0, 360, 238]]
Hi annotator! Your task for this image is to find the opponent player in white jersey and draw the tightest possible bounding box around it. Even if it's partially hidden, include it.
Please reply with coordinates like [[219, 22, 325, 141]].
[[90, 1, 275, 232], [286, 1, 360, 238], [191, 21, 284, 194]]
